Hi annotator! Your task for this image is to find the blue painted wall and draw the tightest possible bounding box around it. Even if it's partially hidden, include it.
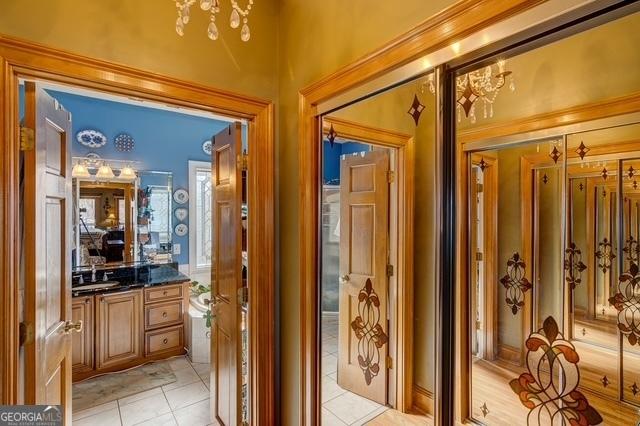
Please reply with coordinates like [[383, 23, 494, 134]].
[[20, 86, 230, 265], [323, 140, 371, 184]]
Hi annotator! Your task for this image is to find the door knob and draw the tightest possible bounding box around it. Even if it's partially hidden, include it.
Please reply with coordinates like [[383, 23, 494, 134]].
[[340, 274, 350, 283], [63, 320, 83, 334]]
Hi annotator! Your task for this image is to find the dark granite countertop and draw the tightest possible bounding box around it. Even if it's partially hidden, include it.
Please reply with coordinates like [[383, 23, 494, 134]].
[[72, 263, 190, 297]]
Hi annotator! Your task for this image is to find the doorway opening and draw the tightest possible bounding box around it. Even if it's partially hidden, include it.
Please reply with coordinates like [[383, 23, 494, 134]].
[[1, 36, 274, 426]]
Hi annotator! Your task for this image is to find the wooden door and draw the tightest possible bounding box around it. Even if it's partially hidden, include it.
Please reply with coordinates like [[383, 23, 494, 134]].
[[210, 123, 244, 425], [96, 290, 142, 370], [71, 296, 94, 376], [337, 150, 390, 404], [23, 82, 74, 421]]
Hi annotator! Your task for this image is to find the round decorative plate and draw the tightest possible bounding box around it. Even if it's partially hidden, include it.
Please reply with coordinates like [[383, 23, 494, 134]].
[[114, 133, 135, 152], [173, 189, 189, 204], [76, 130, 107, 148], [174, 208, 188, 222], [174, 223, 188, 237], [202, 139, 213, 155]]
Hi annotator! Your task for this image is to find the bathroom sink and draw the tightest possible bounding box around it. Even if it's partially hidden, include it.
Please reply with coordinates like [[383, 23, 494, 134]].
[[73, 281, 120, 291]]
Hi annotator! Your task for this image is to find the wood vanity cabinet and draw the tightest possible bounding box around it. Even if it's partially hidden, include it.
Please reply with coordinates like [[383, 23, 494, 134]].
[[96, 289, 143, 370], [71, 281, 189, 382], [71, 295, 94, 374]]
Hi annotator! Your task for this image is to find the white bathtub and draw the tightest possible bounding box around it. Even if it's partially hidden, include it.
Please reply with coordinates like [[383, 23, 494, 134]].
[[187, 292, 211, 363]]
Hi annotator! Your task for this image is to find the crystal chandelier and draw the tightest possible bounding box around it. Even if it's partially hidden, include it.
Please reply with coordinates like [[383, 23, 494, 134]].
[[427, 59, 515, 123], [175, 0, 254, 42]]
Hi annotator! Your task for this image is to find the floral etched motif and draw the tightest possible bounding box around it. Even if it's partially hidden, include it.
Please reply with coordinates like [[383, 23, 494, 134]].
[[609, 261, 640, 346], [350, 278, 388, 385], [624, 236, 640, 263], [564, 243, 587, 290], [500, 252, 532, 315], [595, 238, 616, 273], [510, 316, 603, 426]]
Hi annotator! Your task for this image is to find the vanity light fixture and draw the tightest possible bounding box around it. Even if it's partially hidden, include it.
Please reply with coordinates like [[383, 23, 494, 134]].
[[95, 163, 116, 181], [71, 161, 91, 179], [427, 58, 515, 123], [175, 0, 254, 42]]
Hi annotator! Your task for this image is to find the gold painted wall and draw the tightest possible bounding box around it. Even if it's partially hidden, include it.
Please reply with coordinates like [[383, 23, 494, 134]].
[[0, 0, 278, 100]]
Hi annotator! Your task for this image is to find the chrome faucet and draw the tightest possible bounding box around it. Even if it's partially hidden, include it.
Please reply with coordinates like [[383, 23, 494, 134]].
[[91, 265, 97, 283]]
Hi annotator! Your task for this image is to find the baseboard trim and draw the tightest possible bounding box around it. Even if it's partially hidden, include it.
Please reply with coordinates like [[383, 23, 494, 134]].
[[412, 385, 433, 415], [497, 343, 521, 366]]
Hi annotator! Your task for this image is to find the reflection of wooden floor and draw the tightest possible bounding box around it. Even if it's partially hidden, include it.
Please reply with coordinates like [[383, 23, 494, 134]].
[[471, 358, 640, 425]]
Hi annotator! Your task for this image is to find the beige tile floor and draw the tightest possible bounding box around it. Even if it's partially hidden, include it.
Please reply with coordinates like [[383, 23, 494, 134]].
[[73, 315, 389, 425], [321, 314, 389, 425], [72, 356, 212, 426]]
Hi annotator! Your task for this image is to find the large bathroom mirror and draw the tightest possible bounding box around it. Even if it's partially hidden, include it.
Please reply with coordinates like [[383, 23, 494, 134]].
[[73, 170, 173, 268], [74, 179, 137, 267]]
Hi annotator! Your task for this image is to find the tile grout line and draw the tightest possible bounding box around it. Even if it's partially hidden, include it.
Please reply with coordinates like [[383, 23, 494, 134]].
[[116, 399, 125, 426]]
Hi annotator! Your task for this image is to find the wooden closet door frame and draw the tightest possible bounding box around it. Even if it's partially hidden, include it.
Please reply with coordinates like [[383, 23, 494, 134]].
[[322, 116, 415, 411], [0, 35, 275, 425]]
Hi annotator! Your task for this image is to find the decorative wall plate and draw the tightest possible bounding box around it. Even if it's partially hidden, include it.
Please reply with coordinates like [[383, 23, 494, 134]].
[[173, 189, 189, 204], [114, 133, 135, 152], [76, 130, 107, 148], [202, 139, 213, 155], [174, 223, 188, 237], [174, 208, 188, 222]]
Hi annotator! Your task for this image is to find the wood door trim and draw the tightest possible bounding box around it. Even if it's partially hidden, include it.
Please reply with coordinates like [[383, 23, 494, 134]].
[[324, 115, 414, 411], [0, 35, 275, 426], [299, 2, 544, 423]]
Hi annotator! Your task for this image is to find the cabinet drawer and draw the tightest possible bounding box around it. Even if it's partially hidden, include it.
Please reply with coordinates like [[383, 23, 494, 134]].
[[144, 284, 184, 303], [145, 300, 183, 330], [145, 326, 183, 356]]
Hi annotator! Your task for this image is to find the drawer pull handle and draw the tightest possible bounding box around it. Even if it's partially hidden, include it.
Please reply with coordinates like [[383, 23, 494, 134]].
[[163, 338, 168, 344], [163, 290, 168, 296], [85, 298, 90, 304], [162, 312, 168, 318]]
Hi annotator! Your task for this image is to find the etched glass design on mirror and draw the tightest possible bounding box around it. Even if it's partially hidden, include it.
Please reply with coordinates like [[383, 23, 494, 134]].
[[319, 72, 436, 423], [459, 9, 640, 426]]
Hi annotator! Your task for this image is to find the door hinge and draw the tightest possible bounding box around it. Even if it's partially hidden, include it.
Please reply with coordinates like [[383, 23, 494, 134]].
[[386, 264, 394, 277], [476, 320, 482, 330], [238, 151, 248, 171], [476, 183, 484, 193], [20, 126, 35, 151], [386, 355, 393, 369], [387, 170, 395, 183], [19, 322, 34, 346], [237, 286, 248, 306], [476, 251, 483, 261]]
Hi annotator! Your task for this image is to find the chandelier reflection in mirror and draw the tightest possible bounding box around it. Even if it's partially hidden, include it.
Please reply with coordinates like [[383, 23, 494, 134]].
[[175, 0, 254, 42], [427, 59, 515, 123]]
